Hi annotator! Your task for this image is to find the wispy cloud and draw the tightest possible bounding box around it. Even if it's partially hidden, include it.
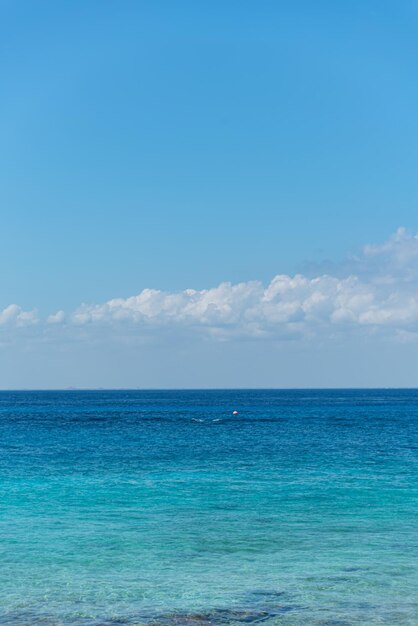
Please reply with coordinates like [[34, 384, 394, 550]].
[[5, 228, 418, 342]]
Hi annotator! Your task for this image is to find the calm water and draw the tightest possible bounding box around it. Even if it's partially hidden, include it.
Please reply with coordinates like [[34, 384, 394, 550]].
[[1, 389, 418, 625]]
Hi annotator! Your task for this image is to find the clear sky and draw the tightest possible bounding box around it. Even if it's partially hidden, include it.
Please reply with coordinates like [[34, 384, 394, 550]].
[[3, 1, 418, 388]]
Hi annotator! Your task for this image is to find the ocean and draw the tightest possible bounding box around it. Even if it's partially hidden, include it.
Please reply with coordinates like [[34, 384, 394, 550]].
[[1, 389, 417, 625]]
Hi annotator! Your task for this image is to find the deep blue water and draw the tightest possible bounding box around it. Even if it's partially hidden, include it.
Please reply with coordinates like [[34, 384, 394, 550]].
[[1, 389, 418, 625]]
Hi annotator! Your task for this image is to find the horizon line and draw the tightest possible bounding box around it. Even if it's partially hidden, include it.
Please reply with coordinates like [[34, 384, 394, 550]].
[[1, 386, 418, 392]]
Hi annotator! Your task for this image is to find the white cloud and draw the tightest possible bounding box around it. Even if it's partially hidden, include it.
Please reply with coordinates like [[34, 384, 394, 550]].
[[0, 304, 37, 327], [47, 310, 66, 324], [66, 273, 414, 338], [4, 228, 418, 342]]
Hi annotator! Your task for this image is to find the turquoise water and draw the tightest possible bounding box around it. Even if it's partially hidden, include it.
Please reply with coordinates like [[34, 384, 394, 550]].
[[1, 389, 418, 625]]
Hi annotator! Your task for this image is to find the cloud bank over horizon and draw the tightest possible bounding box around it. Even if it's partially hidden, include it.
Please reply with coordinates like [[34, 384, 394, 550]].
[[4, 228, 418, 345], [5, 227, 418, 389]]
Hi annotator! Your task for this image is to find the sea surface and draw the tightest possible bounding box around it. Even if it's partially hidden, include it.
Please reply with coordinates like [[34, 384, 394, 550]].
[[1, 389, 418, 626]]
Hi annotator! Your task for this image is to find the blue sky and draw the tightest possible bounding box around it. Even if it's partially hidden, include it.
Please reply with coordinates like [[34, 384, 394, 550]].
[[3, 1, 418, 387]]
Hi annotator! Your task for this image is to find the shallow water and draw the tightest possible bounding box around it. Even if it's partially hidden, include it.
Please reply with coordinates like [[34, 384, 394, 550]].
[[1, 389, 418, 625]]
